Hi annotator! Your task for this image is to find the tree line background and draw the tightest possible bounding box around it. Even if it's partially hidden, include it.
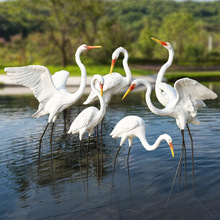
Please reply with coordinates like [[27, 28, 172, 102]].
[[0, 0, 220, 67]]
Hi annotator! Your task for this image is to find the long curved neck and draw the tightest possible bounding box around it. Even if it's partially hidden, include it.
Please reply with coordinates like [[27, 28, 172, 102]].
[[91, 79, 106, 117], [156, 48, 174, 85], [138, 133, 165, 151], [73, 48, 87, 99], [142, 80, 168, 116], [122, 49, 132, 84]]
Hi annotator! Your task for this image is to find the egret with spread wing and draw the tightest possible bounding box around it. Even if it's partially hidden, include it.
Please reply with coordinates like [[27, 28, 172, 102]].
[[5, 44, 101, 158], [151, 37, 218, 200]]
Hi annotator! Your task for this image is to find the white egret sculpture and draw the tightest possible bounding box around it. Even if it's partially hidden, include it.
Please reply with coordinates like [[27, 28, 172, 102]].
[[5, 44, 101, 159], [68, 74, 106, 144], [109, 115, 174, 205], [83, 46, 132, 106], [151, 37, 218, 200]]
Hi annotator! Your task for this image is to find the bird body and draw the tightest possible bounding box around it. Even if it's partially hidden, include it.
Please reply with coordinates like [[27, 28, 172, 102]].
[[68, 74, 106, 140], [124, 78, 217, 130], [110, 115, 174, 156], [5, 44, 102, 156], [5, 44, 101, 123], [83, 47, 132, 106]]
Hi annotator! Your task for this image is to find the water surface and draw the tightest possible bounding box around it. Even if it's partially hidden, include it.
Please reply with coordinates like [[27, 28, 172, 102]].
[[0, 82, 220, 219]]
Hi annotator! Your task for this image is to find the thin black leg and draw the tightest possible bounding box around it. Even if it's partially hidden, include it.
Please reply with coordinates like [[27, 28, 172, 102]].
[[86, 136, 90, 200], [186, 123, 195, 197], [127, 147, 133, 210], [179, 129, 187, 194], [109, 145, 122, 206], [100, 119, 103, 179], [38, 123, 49, 172], [181, 130, 187, 198], [50, 123, 55, 182], [79, 140, 86, 201], [166, 140, 184, 207], [96, 125, 99, 180]]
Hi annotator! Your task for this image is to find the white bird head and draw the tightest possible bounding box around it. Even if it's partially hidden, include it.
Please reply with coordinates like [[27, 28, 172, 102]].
[[151, 37, 174, 51], [109, 46, 126, 75], [93, 74, 104, 97], [122, 79, 149, 100], [77, 44, 102, 53], [161, 134, 174, 157]]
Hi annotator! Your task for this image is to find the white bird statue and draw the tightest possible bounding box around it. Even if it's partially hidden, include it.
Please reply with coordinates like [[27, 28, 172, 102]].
[[151, 37, 218, 199], [122, 78, 217, 201], [110, 115, 174, 155], [68, 74, 106, 143], [109, 115, 174, 205], [4, 44, 102, 158], [83, 46, 132, 106]]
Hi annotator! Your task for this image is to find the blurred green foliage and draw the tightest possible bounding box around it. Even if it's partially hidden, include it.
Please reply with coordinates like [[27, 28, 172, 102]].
[[0, 0, 220, 67]]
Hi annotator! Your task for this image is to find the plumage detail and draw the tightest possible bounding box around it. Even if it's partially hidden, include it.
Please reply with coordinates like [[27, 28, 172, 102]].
[[5, 65, 58, 104]]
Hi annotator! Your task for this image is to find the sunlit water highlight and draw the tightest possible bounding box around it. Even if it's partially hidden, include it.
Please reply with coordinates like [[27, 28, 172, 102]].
[[0, 82, 220, 219]]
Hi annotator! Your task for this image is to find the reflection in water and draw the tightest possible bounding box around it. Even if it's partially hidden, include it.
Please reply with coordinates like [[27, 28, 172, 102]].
[[0, 82, 220, 219]]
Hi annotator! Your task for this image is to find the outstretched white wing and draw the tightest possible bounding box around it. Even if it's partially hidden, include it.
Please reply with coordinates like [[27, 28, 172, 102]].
[[5, 65, 58, 103], [52, 70, 70, 90], [174, 78, 217, 116]]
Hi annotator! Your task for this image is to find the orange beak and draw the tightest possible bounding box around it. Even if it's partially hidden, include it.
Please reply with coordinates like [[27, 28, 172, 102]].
[[122, 84, 136, 100], [86, 45, 102, 49], [169, 142, 174, 157], [109, 59, 117, 75], [99, 83, 103, 97], [151, 37, 168, 47]]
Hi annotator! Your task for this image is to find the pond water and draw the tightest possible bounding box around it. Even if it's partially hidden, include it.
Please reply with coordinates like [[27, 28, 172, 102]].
[[0, 82, 220, 219]]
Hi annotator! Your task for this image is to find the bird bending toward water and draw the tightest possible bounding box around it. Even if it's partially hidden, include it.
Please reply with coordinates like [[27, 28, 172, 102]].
[[122, 77, 217, 203], [110, 115, 174, 155], [109, 115, 174, 205], [5, 44, 102, 159]]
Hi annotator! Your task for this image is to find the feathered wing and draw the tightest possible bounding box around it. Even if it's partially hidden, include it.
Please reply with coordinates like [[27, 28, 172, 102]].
[[52, 70, 70, 90], [83, 73, 123, 104], [102, 73, 123, 92], [110, 116, 139, 138], [5, 65, 58, 103], [174, 78, 217, 117]]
